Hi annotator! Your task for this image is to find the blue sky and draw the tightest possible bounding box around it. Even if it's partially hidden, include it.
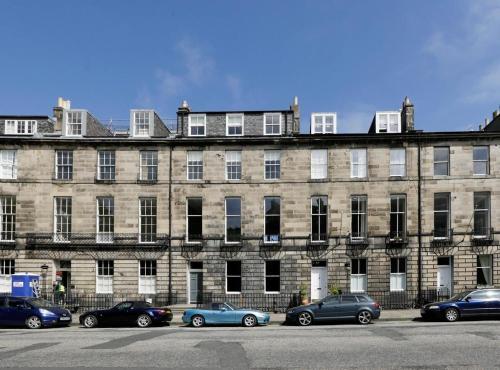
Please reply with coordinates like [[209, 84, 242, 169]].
[[0, 1, 499, 133]]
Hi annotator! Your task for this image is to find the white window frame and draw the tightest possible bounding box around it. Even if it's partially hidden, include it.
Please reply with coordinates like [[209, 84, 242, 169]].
[[434, 193, 451, 240], [390, 194, 406, 239], [311, 149, 328, 179], [376, 111, 401, 133], [97, 151, 116, 181], [96, 197, 114, 243], [133, 111, 151, 137], [139, 198, 157, 243], [390, 257, 407, 292], [225, 197, 241, 244], [434, 147, 450, 176], [350, 149, 367, 178], [186, 197, 203, 243], [476, 255, 493, 287], [225, 260, 242, 294], [350, 258, 367, 293], [263, 113, 282, 135], [264, 150, 281, 180], [264, 197, 280, 244], [96, 260, 114, 294], [264, 260, 281, 294], [0, 150, 17, 180], [54, 197, 72, 242], [311, 113, 337, 134], [473, 192, 490, 238], [311, 196, 328, 242], [0, 259, 15, 293], [139, 151, 158, 181], [66, 111, 83, 136], [187, 151, 203, 180], [188, 114, 206, 137], [0, 196, 16, 242], [54, 150, 73, 180], [351, 195, 367, 240], [5, 120, 37, 135], [473, 146, 489, 176], [138, 260, 157, 294], [390, 148, 406, 177], [225, 151, 241, 181], [226, 113, 244, 136]]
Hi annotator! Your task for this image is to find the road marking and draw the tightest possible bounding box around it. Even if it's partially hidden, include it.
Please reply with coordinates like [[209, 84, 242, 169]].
[[83, 330, 180, 350], [195, 340, 250, 369], [469, 331, 498, 340], [0, 342, 59, 360]]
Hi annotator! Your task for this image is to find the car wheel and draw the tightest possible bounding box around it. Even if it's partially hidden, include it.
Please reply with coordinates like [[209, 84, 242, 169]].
[[137, 314, 153, 328], [83, 315, 98, 328], [242, 314, 257, 327], [297, 311, 313, 326], [357, 310, 372, 325], [444, 308, 459, 322], [26, 316, 42, 329], [191, 315, 205, 328]]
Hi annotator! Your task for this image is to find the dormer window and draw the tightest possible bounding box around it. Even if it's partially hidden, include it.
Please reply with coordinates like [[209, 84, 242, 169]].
[[188, 114, 206, 137], [134, 111, 151, 137], [311, 113, 337, 134], [226, 113, 244, 136], [376, 112, 400, 133], [66, 111, 83, 136], [5, 120, 37, 135], [264, 113, 281, 135]]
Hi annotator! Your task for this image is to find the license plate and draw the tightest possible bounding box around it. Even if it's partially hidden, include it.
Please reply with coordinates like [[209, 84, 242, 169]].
[[60, 317, 71, 321]]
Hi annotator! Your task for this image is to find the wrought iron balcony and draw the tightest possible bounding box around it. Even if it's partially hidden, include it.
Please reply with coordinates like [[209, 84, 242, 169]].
[[385, 232, 409, 247], [26, 233, 169, 250], [307, 234, 329, 246], [471, 227, 495, 246], [431, 229, 454, 247], [345, 233, 369, 246], [259, 234, 282, 247], [180, 235, 206, 247]]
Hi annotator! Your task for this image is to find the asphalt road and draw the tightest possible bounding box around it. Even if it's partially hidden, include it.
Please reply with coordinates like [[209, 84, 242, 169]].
[[0, 320, 499, 369]]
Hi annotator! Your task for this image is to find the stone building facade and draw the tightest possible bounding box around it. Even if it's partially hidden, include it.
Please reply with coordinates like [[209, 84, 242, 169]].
[[1, 97, 500, 305]]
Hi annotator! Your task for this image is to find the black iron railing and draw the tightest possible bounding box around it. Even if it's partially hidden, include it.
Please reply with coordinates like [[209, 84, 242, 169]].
[[471, 227, 495, 245], [385, 232, 409, 247], [37, 292, 179, 313], [346, 233, 369, 245], [431, 229, 454, 246], [26, 233, 169, 249], [367, 288, 450, 309]]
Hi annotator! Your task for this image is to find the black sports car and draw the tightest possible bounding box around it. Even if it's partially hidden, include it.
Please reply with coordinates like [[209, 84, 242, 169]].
[[79, 301, 173, 328]]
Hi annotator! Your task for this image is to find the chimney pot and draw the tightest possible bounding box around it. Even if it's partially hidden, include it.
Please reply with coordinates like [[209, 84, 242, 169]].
[[181, 100, 189, 109], [293, 96, 299, 106], [494, 109, 500, 119]]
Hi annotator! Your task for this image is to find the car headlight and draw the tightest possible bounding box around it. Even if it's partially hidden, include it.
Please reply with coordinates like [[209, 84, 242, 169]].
[[428, 305, 440, 310], [39, 308, 56, 316]]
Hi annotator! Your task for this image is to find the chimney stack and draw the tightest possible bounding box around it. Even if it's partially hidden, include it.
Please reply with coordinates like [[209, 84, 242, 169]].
[[402, 96, 414, 132], [290, 96, 300, 135], [177, 100, 191, 136], [53, 97, 71, 131]]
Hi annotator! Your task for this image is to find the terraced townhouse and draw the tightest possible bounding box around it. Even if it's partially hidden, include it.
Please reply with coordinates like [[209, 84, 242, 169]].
[[1, 97, 499, 305]]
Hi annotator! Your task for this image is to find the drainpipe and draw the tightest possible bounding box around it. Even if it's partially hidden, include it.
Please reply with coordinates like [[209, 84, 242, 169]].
[[168, 144, 173, 304], [417, 137, 422, 305]]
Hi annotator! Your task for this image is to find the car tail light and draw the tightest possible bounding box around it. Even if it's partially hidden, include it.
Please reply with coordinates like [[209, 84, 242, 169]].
[[372, 302, 381, 309]]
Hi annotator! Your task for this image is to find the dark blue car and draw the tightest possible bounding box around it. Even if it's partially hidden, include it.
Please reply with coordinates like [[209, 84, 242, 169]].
[[0, 296, 72, 329], [421, 288, 500, 322]]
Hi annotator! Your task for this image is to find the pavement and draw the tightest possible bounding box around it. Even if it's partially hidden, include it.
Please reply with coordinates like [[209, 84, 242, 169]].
[[70, 308, 422, 326], [1, 319, 500, 368]]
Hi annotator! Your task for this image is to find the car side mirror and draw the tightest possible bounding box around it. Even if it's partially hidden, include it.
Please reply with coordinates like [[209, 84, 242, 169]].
[[220, 307, 227, 312]]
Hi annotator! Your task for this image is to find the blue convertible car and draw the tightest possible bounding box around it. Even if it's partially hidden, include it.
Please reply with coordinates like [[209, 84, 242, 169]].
[[182, 302, 270, 327]]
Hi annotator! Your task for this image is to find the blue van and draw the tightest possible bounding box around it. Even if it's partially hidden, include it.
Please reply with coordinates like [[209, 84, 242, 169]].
[[0, 296, 72, 329]]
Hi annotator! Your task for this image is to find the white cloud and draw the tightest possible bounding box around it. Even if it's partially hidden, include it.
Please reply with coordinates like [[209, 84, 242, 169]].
[[176, 38, 215, 85], [424, 1, 500, 105], [155, 69, 184, 97], [226, 75, 242, 101]]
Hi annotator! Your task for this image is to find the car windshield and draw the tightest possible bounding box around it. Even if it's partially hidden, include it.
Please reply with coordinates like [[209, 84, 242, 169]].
[[224, 303, 237, 310], [450, 291, 472, 301], [28, 298, 57, 309]]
